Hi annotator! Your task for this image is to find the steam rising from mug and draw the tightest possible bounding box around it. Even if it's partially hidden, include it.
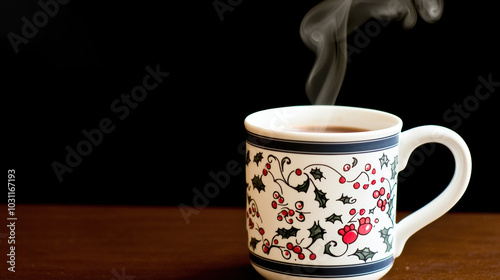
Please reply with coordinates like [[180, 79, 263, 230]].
[[300, 0, 443, 105]]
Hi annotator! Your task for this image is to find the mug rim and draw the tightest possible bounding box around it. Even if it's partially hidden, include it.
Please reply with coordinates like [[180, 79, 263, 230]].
[[245, 105, 403, 143]]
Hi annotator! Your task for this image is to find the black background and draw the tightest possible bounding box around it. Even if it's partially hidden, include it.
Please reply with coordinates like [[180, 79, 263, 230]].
[[3, 1, 499, 212]]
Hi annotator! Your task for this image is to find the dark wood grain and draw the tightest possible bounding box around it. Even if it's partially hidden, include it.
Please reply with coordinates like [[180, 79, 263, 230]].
[[0, 205, 498, 279]]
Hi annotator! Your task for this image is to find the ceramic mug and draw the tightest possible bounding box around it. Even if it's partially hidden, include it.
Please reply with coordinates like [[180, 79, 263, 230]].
[[244, 106, 471, 280]]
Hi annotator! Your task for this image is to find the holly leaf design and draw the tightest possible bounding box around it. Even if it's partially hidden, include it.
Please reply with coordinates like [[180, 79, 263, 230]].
[[276, 226, 299, 239], [254, 152, 264, 166], [249, 237, 261, 251], [251, 175, 266, 193], [325, 213, 343, 224], [337, 193, 356, 205], [281, 157, 291, 170], [294, 179, 310, 193], [386, 196, 395, 223], [323, 240, 342, 257], [390, 156, 398, 180], [310, 168, 325, 181], [379, 227, 390, 239], [308, 221, 326, 245], [352, 157, 358, 168], [245, 151, 251, 166], [314, 188, 328, 208], [379, 227, 393, 252], [379, 153, 389, 169], [350, 247, 377, 262]]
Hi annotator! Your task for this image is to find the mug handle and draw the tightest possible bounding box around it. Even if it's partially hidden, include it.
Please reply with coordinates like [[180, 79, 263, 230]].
[[394, 125, 472, 257]]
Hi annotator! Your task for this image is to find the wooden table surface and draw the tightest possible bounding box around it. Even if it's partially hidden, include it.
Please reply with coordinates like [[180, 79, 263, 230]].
[[0, 205, 498, 280]]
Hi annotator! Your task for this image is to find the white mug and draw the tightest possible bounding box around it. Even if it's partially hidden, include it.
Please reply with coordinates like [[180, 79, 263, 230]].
[[244, 106, 471, 280]]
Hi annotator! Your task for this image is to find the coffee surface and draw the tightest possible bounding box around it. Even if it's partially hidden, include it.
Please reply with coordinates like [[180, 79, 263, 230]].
[[289, 125, 369, 133]]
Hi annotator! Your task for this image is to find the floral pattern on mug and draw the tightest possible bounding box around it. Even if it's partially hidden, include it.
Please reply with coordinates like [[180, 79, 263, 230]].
[[246, 149, 398, 264]]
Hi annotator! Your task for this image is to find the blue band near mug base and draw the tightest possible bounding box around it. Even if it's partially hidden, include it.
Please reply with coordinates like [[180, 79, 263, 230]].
[[246, 133, 399, 155], [250, 252, 394, 278]]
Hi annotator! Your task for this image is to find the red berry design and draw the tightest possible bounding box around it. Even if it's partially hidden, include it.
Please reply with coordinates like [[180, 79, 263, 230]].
[[310, 253, 316, 260], [365, 164, 371, 171], [273, 191, 280, 199], [373, 190, 380, 199], [288, 218, 294, 224], [277, 215, 283, 221], [295, 201, 304, 210], [262, 169, 268, 176], [338, 224, 358, 244], [380, 177, 385, 183], [295, 169, 302, 176], [298, 253, 305, 260], [371, 180, 376, 185], [281, 210, 288, 217], [343, 164, 351, 172], [287, 242, 294, 250], [272, 201, 278, 209], [339, 176, 346, 184], [375, 194, 389, 211], [297, 214, 305, 222], [371, 168, 376, 175], [349, 208, 356, 215], [266, 163, 271, 169], [263, 245, 269, 254], [353, 182, 360, 189], [278, 197, 285, 204], [289, 209, 295, 216], [377, 199, 383, 208], [359, 208, 366, 215], [379, 187, 385, 196], [259, 228, 265, 235], [363, 184, 369, 190], [274, 239, 279, 245], [293, 246, 302, 254], [375, 218, 379, 223], [358, 217, 372, 235], [387, 193, 391, 199]]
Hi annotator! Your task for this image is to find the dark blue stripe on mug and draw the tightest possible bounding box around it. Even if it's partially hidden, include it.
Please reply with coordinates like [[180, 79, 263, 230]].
[[246, 133, 399, 154], [250, 253, 394, 278]]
